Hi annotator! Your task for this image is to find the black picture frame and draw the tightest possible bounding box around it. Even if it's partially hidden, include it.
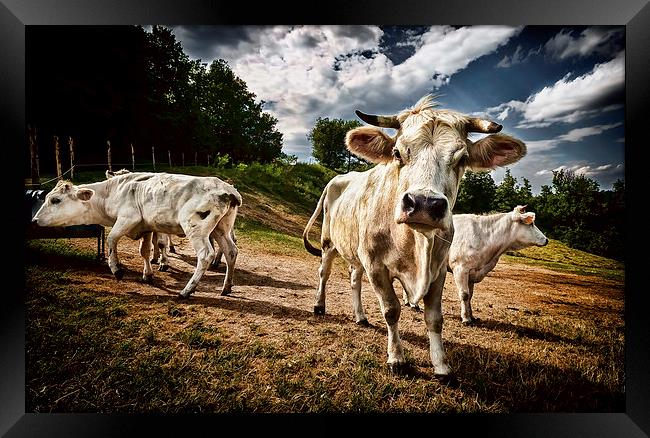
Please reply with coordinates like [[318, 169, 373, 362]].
[[3, 0, 648, 436]]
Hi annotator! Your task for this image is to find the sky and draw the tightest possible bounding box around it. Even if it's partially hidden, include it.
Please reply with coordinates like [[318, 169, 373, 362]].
[[169, 25, 625, 193]]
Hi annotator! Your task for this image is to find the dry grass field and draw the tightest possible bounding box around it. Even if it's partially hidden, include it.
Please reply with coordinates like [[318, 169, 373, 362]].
[[25, 223, 624, 413]]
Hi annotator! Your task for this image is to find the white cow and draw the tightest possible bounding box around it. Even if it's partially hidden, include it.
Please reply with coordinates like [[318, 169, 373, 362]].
[[32, 172, 241, 298], [106, 169, 174, 271], [444, 205, 548, 324], [303, 95, 527, 376]]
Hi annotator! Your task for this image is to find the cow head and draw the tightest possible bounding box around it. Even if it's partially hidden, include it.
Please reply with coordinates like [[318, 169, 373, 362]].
[[510, 205, 548, 248], [346, 95, 527, 232], [32, 180, 95, 227]]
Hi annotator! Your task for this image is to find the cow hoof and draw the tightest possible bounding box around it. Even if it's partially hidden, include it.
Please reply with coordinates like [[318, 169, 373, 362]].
[[314, 305, 325, 316], [150, 259, 159, 265], [409, 304, 422, 312], [178, 292, 191, 300], [142, 275, 154, 284], [220, 286, 232, 296], [435, 372, 457, 386], [387, 362, 408, 375], [159, 264, 169, 272], [462, 318, 479, 326], [434, 363, 452, 377], [169, 247, 176, 254], [114, 268, 125, 280], [356, 319, 370, 327]]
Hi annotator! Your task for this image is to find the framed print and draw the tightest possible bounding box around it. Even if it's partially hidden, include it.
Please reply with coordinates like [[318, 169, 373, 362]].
[[3, 0, 649, 436]]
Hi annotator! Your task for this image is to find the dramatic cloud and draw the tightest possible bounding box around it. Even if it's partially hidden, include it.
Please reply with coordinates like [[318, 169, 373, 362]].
[[485, 51, 624, 128], [544, 26, 624, 60], [172, 25, 521, 159], [525, 123, 622, 153], [536, 163, 623, 179]]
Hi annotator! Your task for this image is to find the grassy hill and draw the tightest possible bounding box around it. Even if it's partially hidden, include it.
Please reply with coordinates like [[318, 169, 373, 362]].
[[36, 163, 624, 281]]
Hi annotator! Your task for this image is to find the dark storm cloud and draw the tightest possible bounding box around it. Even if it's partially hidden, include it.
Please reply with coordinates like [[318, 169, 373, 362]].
[[170, 25, 255, 60]]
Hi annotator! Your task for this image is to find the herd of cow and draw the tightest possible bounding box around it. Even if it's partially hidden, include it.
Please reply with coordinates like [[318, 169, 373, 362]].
[[32, 94, 549, 377]]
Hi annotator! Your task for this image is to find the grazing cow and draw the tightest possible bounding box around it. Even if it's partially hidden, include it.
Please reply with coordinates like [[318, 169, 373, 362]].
[[443, 205, 548, 324], [32, 172, 241, 298], [303, 95, 526, 375]]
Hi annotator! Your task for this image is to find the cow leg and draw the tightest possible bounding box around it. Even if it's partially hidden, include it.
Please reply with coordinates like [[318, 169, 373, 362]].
[[139, 232, 154, 283], [350, 264, 368, 325], [178, 233, 216, 298], [106, 218, 138, 280], [213, 228, 234, 268], [453, 267, 474, 324], [212, 237, 223, 268], [177, 207, 227, 298], [367, 267, 405, 372], [423, 271, 451, 376], [151, 232, 160, 264], [157, 237, 170, 272], [314, 246, 337, 315], [212, 229, 238, 295]]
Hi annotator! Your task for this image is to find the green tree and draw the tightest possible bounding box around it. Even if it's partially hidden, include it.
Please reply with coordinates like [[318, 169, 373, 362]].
[[494, 169, 521, 211], [308, 118, 364, 171], [194, 59, 283, 163], [454, 171, 496, 213]]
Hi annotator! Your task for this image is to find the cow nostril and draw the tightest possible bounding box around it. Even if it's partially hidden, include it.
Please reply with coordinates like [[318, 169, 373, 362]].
[[426, 197, 447, 219], [402, 194, 416, 215]]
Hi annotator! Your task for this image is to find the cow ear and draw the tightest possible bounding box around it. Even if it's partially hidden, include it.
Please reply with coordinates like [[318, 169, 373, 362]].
[[467, 134, 527, 170], [77, 188, 94, 201], [345, 126, 396, 164], [518, 212, 535, 224]]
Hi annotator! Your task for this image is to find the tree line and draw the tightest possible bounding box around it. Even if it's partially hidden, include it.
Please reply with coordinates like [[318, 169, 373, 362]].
[[27, 25, 283, 174]]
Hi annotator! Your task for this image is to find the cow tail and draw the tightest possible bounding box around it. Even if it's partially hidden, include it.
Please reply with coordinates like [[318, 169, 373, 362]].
[[303, 187, 327, 257]]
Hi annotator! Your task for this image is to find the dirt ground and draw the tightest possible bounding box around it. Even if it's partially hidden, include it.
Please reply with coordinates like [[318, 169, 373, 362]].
[[51, 234, 624, 370]]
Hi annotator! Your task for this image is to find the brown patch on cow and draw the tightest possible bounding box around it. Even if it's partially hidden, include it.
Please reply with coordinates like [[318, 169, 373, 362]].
[[219, 192, 241, 207], [198, 211, 210, 220], [366, 231, 392, 261]]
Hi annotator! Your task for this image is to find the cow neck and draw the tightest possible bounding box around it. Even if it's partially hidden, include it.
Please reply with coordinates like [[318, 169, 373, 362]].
[[78, 179, 114, 227], [481, 212, 518, 263]]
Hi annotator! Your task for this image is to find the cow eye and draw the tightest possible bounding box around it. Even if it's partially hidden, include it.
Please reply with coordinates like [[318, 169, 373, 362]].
[[51, 197, 61, 205], [393, 148, 402, 161]]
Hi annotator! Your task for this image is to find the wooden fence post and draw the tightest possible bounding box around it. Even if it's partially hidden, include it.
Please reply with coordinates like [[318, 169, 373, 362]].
[[152, 146, 156, 171], [207, 154, 211, 166], [182, 152, 185, 167], [68, 136, 75, 180], [131, 143, 135, 170], [54, 135, 62, 177], [195, 151, 198, 167], [107, 140, 112, 172], [28, 124, 39, 185], [168, 150, 172, 168]]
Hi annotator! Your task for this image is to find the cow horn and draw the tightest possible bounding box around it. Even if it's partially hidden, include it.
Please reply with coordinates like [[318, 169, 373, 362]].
[[467, 117, 502, 133], [355, 110, 401, 129]]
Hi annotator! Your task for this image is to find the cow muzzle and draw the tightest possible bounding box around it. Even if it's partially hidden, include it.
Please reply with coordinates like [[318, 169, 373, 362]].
[[397, 192, 448, 228]]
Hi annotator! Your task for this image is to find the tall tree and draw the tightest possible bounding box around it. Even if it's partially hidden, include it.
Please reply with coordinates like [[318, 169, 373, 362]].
[[308, 118, 363, 171], [494, 169, 520, 211]]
